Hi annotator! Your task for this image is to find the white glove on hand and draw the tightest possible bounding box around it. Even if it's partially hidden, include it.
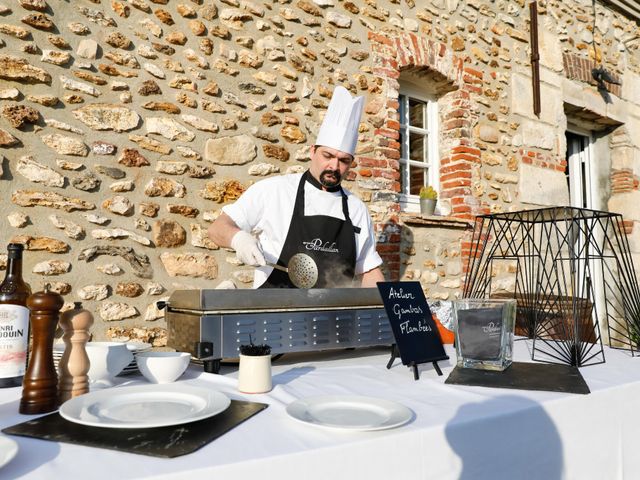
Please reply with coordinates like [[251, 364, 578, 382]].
[[231, 230, 265, 266]]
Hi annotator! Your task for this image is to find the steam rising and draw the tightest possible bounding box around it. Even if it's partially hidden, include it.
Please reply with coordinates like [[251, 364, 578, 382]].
[[315, 260, 357, 288]]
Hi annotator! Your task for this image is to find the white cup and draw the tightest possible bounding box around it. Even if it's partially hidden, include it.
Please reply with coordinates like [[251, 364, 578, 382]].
[[238, 354, 272, 394], [136, 351, 190, 384], [85, 342, 133, 387]]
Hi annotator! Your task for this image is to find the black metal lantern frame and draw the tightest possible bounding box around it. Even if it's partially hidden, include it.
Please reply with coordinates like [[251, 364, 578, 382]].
[[464, 207, 640, 367]]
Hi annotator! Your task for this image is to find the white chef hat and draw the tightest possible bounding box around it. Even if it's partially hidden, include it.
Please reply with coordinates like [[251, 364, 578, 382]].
[[314, 86, 364, 157]]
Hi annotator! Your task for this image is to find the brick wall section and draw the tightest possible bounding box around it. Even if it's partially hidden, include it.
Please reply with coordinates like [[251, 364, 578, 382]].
[[439, 67, 487, 221], [611, 168, 638, 235], [460, 221, 500, 297], [372, 207, 402, 281], [519, 148, 566, 172], [439, 87, 487, 221], [460, 229, 477, 279], [562, 52, 622, 97], [611, 168, 636, 194], [366, 31, 487, 279]]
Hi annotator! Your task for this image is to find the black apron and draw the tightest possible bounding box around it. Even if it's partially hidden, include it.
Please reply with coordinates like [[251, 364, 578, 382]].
[[260, 171, 357, 288]]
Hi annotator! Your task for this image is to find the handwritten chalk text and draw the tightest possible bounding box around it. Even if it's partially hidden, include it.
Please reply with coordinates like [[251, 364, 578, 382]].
[[392, 303, 423, 319], [388, 287, 415, 300], [399, 320, 433, 334]]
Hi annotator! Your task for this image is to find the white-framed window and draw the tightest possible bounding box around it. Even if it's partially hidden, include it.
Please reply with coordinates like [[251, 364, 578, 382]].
[[565, 128, 595, 210], [398, 84, 439, 212], [564, 126, 603, 332]]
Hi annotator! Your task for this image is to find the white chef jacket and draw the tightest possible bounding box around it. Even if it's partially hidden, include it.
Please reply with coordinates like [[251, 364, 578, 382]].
[[222, 173, 383, 288]]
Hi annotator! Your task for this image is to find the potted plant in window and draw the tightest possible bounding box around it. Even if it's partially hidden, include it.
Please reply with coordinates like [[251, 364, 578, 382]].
[[419, 186, 438, 216]]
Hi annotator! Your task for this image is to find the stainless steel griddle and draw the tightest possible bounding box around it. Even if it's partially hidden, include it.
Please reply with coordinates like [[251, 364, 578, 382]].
[[163, 288, 393, 372]]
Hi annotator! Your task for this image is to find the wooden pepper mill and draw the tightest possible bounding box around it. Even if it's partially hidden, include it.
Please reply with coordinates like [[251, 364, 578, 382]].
[[19, 285, 64, 414], [58, 302, 93, 404]]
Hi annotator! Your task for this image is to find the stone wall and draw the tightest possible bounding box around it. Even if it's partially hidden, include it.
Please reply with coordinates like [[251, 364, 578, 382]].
[[399, 215, 471, 301], [1, 0, 639, 342]]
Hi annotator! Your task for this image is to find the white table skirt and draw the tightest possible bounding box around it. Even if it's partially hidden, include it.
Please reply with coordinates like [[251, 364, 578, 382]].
[[2, 341, 640, 480]]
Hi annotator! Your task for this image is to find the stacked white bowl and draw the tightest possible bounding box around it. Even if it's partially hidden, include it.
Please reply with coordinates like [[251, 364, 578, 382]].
[[53, 341, 152, 376]]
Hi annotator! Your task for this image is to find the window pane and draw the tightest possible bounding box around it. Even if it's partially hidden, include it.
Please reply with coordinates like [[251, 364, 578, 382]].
[[396, 89, 439, 209], [409, 98, 425, 128], [409, 165, 427, 195], [409, 132, 425, 162]]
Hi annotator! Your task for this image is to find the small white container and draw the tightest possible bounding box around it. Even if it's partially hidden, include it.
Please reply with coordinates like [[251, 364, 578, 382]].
[[238, 354, 272, 394], [85, 342, 133, 386], [136, 351, 190, 384]]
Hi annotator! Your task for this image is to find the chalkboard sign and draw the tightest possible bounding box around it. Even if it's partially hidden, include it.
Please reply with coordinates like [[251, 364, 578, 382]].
[[377, 281, 449, 379]]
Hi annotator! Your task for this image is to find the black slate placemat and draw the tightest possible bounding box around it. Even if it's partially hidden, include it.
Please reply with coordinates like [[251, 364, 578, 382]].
[[445, 362, 590, 394], [2, 399, 268, 458]]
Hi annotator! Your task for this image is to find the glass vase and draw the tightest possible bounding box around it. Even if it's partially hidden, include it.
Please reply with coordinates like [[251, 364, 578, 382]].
[[453, 298, 516, 371]]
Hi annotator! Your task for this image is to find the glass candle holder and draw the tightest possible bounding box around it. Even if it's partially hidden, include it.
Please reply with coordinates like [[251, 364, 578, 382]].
[[453, 298, 517, 371]]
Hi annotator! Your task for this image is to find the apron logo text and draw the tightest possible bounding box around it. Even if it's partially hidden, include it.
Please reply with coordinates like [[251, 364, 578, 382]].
[[303, 238, 339, 253]]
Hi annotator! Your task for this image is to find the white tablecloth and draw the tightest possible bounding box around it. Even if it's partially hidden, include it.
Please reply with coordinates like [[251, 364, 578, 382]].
[[2, 341, 640, 480]]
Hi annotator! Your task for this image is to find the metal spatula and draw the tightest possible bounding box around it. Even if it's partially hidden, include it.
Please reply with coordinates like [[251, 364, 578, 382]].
[[267, 253, 318, 289]]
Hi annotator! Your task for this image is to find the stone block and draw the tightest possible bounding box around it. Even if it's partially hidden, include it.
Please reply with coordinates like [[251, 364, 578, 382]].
[[205, 135, 256, 165], [561, 78, 627, 125], [518, 163, 569, 206], [622, 70, 640, 104], [520, 121, 556, 150], [98, 302, 138, 321], [610, 145, 638, 171], [609, 191, 640, 222], [538, 27, 563, 73], [160, 252, 218, 279], [512, 72, 561, 125], [625, 222, 640, 253], [626, 116, 640, 154]]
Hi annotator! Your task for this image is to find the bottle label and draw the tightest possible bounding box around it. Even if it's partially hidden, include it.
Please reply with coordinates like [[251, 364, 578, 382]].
[[0, 305, 29, 378]]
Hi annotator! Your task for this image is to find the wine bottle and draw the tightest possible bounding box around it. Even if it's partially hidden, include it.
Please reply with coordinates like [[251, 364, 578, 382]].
[[0, 243, 32, 388]]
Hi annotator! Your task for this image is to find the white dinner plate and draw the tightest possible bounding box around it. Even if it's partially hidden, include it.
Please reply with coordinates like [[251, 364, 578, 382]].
[[54, 341, 152, 353], [126, 342, 152, 352], [0, 435, 18, 470], [59, 384, 230, 429], [286, 395, 413, 431]]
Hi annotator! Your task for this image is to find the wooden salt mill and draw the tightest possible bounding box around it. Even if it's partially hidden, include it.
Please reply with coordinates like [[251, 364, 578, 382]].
[[58, 302, 93, 404], [19, 285, 63, 414]]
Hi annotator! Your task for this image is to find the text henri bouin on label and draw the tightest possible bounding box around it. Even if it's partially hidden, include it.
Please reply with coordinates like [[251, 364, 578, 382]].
[[0, 325, 24, 338]]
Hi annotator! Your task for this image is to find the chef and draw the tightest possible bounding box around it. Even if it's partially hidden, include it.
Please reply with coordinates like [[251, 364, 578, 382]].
[[208, 86, 385, 288]]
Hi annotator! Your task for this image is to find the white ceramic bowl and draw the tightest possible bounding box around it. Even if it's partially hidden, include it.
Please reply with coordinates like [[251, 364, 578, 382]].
[[86, 342, 134, 385], [136, 351, 190, 384]]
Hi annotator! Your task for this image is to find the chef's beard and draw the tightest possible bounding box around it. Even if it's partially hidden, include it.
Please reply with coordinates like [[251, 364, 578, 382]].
[[319, 169, 342, 188]]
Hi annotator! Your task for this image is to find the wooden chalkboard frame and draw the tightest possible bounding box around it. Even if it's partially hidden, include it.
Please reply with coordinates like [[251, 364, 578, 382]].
[[377, 281, 449, 380]]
